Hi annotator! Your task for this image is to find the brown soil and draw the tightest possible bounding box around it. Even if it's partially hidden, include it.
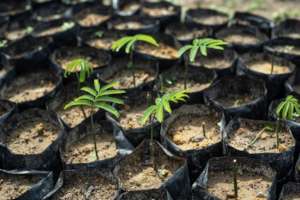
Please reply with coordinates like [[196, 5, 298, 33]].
[[52, 171, 117, 200], [173, 28, 207, 41], [142, 6, 176, 17], [62, 123, 117, 164], [217, 93, 254, 108], [136, 43, 178, 60], [59, 107, 96, 128], [118, 142, 182, 191], [35, 23, 74, 37], [121, 3, 140, 13], [0, 173, 42, 200], [285, 194, 300, 200], [273, 45, 300, 56], [86, 37, 115, 50], [56, 49, 106, 71], [167, 114, 221, 151], [207, 171, 272, 200], [5, 29, 28, 41], [194, 57, 231, 69], [228, 120, 295, 154], [76, 11, 110, 27], [119, 103, 149, 130], [3, 117, 59, 155], [1, 71, 56, 103], [164, 79, 211, 93], [105, 68, 155, 89], [248, 61, 291, 74], [114, 22, 144, 30], [193, 15, 228, 25], [223, 34, 260, 45]]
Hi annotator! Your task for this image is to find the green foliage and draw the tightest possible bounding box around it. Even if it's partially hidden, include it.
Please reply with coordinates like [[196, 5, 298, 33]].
[[0, 40, 7, 48], [64, 58, 93, 83], [178, 38, 227, 62], [61, 22, 75, 31], [276, 95, 300, 120], [140, 90, 189, 125], [111, 34, 159, 54], [64, 79, 125, 118], [94, 31, 104, 38]]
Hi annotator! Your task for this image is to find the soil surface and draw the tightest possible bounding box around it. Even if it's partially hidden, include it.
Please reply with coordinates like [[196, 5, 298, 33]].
[[171, 28, 207, 41], [217, 93, 255, 108], [1, 71, 56, 103], [272, 45, 300, 56], [164, 79, 211, 93], [35, 23, 74, 37], [76, 10, 110, 27], [105, 68, 155, 89], [248, 61, 291, 74], [56, 49, 106, 71], [167, 114, 221, 151], [3, 116, 60, 155], [52, 171, 117, 200], [119, 104, 149, 130], [120, 2, 140, 14], [0, 173, 42, 200], [285, 193, 300, 200], [193, 15, 228, 25], [62, 123, 117, 164], [142, 6, 176, 17], [207, 171, 272, 200], [118, 142, 182, 191], [136, 43, 178, 60], [228, 120, 295, 153], [5, 29, 28, 41], [222, 34, 260, 45], [114, 21, 145, 30], [193, 57, 232, 69], [86, 37, 115, 50]]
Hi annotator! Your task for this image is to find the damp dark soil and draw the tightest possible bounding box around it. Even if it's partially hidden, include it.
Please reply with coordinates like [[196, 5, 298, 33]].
[[52, 171, 117, 200], [167, 114, 221, 151], [228, 120, 295, 153], [247, 61, 291, 74], [222, 34, 260, 45], [142, 6, 176, 17], [2, 116, 60, 154], [119, 104, 150, 130], [118, 143, 182, 191], [62, 123, 117, 164], [207, 171, 272, 200], [75, 10, 110, 27], [0, 173, 42, 200], [136, 43, 178, 60], [105, 68, 155, 89], [55, 48, 107, 71], [0, 71, 56, 103]]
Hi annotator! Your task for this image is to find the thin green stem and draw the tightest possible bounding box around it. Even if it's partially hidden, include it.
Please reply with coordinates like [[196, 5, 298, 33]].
[[90, 112, 99, 160]]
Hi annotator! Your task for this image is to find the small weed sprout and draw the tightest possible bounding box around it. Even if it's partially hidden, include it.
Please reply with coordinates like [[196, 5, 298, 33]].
[[139, 90, 189, 166], [111, 34, 159, 87], [64, 79, 125, 160], [178, 38, 227, 89], [0, 40, 7, 48], [276, 95, 300, 149]]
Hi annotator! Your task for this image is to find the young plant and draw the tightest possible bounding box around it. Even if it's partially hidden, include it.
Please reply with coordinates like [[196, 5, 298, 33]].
[[178, 38, 227, 89], [64, 58, 94, 119], [275, 95, 300, 149], [64, 79, 125, 160], [111, 34, 159, 87], [139, 90, 189, 166], [0, 40, 7, 48]]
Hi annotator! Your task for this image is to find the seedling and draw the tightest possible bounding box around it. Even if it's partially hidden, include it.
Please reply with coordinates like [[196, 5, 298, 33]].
[[178, 38, 227, 89], [202, 122, 206, 138], [61, 22, 75, 31], [139, 90, 189, 167], [0, 40, 7, 48], [64, 79, 125, 160], [276, 95, 300, 149], [111, 34, 159, 87]]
